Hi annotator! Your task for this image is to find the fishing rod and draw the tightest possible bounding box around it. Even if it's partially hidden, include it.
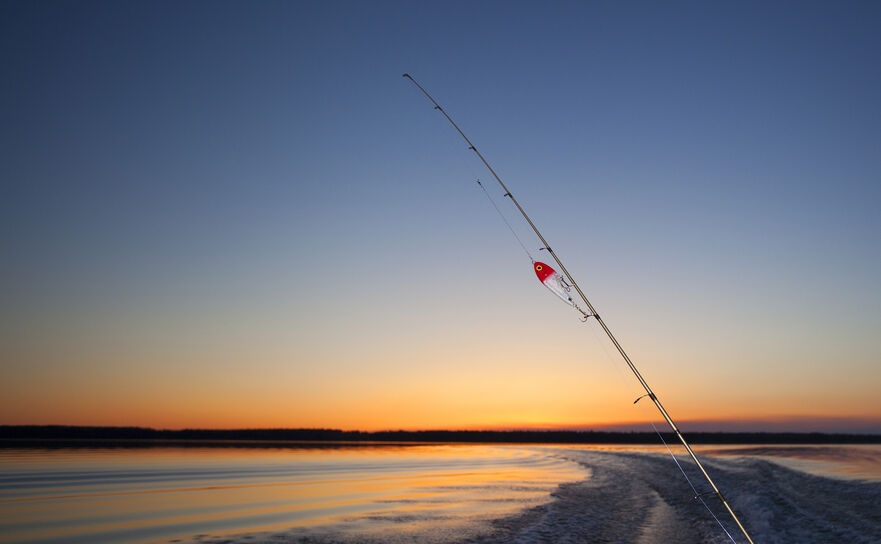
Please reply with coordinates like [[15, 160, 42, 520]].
[[403, 73, 756, 544]]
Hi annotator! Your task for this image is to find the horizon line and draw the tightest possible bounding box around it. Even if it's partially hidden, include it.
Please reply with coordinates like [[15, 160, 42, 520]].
[[3, 423, 881, 436], [5, 414, 881, 434]]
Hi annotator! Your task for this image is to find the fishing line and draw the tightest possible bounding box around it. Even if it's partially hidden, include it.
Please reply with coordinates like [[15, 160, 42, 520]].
[[635, 402, 739, 543], [476, 179, 535, 261], [587, 316, 634, 387], [587, 321, 738, 542]]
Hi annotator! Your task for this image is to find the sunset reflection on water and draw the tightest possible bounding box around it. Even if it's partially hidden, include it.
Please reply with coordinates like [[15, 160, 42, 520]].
[[0, 444, 589, 543]]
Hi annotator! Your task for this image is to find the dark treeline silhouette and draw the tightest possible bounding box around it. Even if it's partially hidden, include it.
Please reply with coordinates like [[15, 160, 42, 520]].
[[2, 425, 880, 446]]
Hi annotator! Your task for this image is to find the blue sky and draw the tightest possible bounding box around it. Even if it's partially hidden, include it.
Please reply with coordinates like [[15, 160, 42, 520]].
[[2, 1, 880, 431]]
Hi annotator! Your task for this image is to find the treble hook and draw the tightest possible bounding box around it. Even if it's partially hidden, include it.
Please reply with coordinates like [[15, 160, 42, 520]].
[[577, 307, 594, 322]]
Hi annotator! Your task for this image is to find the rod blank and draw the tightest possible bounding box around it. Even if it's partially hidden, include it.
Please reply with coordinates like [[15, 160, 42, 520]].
[[403, 73, 756, 544]]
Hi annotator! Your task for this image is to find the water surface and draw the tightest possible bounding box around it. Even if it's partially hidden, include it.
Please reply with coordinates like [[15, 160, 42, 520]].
[[2, 444, 880, 543]]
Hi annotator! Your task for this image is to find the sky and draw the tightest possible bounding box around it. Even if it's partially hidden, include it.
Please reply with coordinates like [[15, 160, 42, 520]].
[[1, 1, 880, 433]]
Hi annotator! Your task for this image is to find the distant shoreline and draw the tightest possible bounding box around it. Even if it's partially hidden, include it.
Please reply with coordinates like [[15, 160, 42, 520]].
[[2, 425, 880, 446]]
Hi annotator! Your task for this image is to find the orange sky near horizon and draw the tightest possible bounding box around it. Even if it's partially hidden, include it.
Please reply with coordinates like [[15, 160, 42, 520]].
[[3, 301, 879, 433]]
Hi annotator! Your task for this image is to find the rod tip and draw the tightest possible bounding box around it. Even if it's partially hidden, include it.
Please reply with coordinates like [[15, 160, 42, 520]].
[[402, 73, 411, 78]]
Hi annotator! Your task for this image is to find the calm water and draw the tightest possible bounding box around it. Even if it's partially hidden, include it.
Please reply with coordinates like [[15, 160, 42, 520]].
[[0, 444, 588, 543]]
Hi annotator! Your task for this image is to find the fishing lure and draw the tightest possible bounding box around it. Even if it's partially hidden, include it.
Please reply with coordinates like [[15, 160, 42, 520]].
[[534, 261, 573, 305], [533, 261, 592, 321]]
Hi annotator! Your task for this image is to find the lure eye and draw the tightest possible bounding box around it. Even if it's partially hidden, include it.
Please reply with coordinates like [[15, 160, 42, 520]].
[[536, 265, 542, 271]]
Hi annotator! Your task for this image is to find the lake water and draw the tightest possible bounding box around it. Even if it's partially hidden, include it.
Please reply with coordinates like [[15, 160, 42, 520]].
[[1, 443, 879, 543]]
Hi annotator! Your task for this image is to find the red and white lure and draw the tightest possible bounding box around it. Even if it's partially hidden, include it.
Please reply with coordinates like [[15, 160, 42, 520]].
[[533, 261, 590, 320], [533, 261, 574, 304]]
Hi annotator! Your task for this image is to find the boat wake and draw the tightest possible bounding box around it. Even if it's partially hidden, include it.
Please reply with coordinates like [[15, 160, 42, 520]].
[[474, 449, 881, 544]]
